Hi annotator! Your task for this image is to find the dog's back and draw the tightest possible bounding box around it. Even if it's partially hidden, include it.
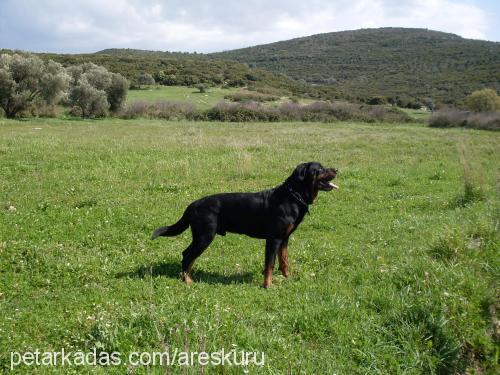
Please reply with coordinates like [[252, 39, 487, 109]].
[[189, 190, 274, 238]]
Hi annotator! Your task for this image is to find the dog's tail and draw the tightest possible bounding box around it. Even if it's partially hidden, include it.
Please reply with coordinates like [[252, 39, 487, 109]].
[[151, 208, 190, 240]]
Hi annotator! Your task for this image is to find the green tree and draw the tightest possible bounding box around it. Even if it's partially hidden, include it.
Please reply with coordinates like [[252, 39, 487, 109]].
[[195, 83, 208, 93], [68, 63, 128, 117], [465, 89, 500, 112], [0, 54, 69, 118], [107, 73, 129, 111], [69, 81, 108, 118]]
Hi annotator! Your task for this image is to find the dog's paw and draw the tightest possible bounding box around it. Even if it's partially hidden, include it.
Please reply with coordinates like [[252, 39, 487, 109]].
[[180, 272, 193, 285]]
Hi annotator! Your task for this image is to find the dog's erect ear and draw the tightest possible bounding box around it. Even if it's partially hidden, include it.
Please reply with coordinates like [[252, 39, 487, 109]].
[[294, 164, 307, 181], [287, 163, 309, 185]]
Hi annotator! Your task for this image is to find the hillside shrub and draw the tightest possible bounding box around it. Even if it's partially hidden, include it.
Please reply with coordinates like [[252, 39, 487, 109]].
[[90, 97, 413, 124], [205, 102, 281, 122], [151, 101, 197, 119], [429, 109, 500, 131], [465, 89, 500, 112], [121, 101, 149, 118], [204, 101, 411, 123], [367, 96, 388, 105], [225, 91, 279, 102], [136, 72, 155, 87]]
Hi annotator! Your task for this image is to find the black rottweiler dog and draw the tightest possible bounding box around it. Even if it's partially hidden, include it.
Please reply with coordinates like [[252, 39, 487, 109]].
[[152, 162, 338, 288]]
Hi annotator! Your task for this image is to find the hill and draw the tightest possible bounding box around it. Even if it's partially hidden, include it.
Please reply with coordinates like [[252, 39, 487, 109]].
[[211, 28, 500, 105], [3, 28, 498, 105]]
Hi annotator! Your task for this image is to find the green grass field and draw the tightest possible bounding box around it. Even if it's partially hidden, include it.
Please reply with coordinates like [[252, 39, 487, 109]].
[[400, 108, 433, 122], [0, 118, 498, 374], [127, 86, 239, 109]]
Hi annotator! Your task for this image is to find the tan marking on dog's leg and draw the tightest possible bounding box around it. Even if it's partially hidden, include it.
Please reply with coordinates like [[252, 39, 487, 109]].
[[181, 262, 195, 285], [262, 263, 273, 288], [278, 245, 289, 278]]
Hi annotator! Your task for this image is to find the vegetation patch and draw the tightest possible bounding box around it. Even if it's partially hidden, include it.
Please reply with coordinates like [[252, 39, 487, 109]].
[[225, 90, 280, 103], [429, 109, 500, 131]]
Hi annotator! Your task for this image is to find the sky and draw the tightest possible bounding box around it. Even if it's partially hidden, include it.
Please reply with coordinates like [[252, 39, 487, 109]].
[[0, 0, 499, 54]]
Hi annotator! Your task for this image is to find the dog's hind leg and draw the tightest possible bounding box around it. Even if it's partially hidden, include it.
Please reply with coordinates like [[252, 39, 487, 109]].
[[180, 218, 216, 285]]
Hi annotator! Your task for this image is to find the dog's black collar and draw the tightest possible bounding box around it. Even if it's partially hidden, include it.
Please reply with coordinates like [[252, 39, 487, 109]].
[[286, 186, 310, 213]]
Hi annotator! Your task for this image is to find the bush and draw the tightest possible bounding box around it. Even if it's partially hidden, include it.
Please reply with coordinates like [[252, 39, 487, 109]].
[[225, 91, 279, 102], [429, 109, 500, 131], [120, 101, 149, 118], [151, 101, 197, 119], [29, 103, 58, 118], [195, 83, 208, 93], [69, 106, 83, 117], [119, 99, 412, 123], [465, 89, 500, 112], [279, 101, 411, 123], [203, 100, 411, 123], [136, 72, 155, 87], [205, 101, 280, 122], [367, 96, 387, 105]]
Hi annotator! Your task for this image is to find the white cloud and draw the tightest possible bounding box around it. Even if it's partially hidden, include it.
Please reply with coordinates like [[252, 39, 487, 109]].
[[0, 0, 494, 53]]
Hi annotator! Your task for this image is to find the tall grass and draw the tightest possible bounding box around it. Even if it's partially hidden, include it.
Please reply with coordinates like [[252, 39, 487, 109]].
[[449, 143, 486, 208]]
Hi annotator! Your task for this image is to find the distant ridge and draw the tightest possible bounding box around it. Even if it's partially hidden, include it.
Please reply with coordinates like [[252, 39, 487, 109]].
[[211, 27, 500, 104]]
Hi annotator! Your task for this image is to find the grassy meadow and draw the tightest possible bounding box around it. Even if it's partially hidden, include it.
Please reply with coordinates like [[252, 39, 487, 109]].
[[127, 86, 240, 109], [0, 118, 498, 374], [125, 85, 318, 111]]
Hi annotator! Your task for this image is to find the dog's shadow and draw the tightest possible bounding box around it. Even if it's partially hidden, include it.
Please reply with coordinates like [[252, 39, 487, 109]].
[[116, 261, 254, 285]]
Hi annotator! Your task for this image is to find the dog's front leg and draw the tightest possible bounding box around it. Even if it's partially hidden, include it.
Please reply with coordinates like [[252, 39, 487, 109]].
[[263, 238, 281, 288]]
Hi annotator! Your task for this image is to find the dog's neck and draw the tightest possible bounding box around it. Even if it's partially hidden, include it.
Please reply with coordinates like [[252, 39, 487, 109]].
[[279, 183, 310, 212]]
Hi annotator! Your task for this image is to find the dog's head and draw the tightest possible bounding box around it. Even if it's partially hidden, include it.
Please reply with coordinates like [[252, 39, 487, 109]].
[[285, 162, 338, 204]]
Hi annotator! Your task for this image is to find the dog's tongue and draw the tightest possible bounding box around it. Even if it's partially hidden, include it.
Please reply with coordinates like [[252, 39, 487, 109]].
[[329, 182, 339, 190]]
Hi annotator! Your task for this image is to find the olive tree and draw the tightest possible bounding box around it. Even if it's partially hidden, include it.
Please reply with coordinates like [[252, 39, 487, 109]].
[[68, 63, 128, 117], [107, 73, 129, 111], [0, 54, 69, 118], [69, 81, 109, 118]]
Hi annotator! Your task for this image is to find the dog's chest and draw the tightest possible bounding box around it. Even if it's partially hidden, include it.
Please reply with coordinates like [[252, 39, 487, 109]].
[[285, 210, 306, 236]]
